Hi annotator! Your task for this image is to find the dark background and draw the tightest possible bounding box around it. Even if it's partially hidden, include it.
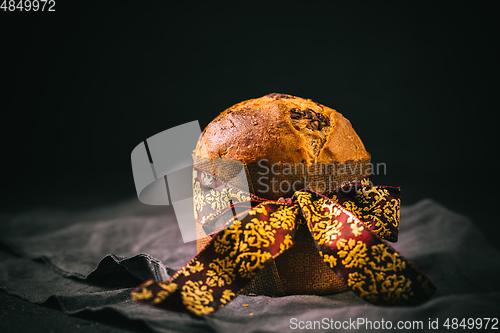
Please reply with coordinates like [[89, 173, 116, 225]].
[[1, 1, 498, 246]]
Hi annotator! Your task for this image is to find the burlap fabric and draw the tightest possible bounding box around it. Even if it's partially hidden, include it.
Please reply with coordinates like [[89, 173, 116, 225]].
[[193, 155, 371, 296]]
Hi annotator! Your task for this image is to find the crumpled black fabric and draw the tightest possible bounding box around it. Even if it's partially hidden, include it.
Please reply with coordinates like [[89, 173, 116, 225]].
[[1, 198, 499, 333]]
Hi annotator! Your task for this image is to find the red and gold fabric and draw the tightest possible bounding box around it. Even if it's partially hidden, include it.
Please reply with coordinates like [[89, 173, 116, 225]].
[[131, 167, 436, 315]]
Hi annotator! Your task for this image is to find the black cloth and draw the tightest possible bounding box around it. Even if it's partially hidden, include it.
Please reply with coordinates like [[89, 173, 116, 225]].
[[1, 198, 499, 333]]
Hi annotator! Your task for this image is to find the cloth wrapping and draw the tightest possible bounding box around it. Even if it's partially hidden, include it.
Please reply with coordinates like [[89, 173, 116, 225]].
[[131, 170, 435, 315], [0, 198, 499, 332], [194, 156, 373, 297]]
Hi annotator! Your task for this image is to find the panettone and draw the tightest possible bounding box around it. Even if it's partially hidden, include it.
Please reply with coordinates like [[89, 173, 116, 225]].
[[195, 93, 369, 166], [130, 93, 435, 314], [193, 93, 371, 296]]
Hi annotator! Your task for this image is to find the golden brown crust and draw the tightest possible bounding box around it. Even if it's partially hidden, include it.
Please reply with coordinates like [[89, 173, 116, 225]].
[[194, 93, 370, 165]]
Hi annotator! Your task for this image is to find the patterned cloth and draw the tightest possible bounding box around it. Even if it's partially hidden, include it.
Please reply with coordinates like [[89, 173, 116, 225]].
[[131, 168, 436, 315]]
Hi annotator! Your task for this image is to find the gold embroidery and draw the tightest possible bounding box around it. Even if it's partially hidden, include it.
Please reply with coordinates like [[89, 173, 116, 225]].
[[279, 234, 294, 252], [347, 216, 364, 237], [236, 250, 272, 279], [344, 242, 414, 303], [268, 205, 297, 230], [322, 253, 337, 268], [249, 205, 268, 216], [295, 192, 312, 219], [150, 282, 178, 305], [347, 267, 378, 302], [314, 197, 342, 218], [211, 209, 282, 281], [201, 171, 213, 186], [181, 280, 215, 315], [383, 199, 400, 229], [299, 196, 345, 246], [348, 271, 374, 302], [193, 174, 205, 218], [340, 185, 400, 239], [380, 274, 412, 303], [229, 189, 251, 204], [244, 218, 276, 248], [369, 243, 406, 271], [159, 282, 178, 292], [181, 260, 205, 276], [206, 188, 231, 211], [193, 169, 251, 219], [220, 289, 236, 305], [310, 218, 343, 245], [337, 238, 368, 268], [214, 220, 243, 255], [342, 200, 362, 218], [131, 287, 153, 301], [375, 271, 386, 282], [206, 257, 236, 287], [360, 178, 371, 186], [131, 280, 154, 301]]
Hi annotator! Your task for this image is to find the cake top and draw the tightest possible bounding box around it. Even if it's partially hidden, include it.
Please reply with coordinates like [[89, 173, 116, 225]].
[[194, 93, 370, 165]]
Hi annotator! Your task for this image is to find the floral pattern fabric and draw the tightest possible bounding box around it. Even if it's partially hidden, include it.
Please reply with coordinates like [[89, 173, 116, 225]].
[[130, 168, 435, 315]]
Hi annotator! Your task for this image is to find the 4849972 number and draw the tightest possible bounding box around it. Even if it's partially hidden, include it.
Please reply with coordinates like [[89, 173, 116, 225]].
[[1, 0, 55, 11]]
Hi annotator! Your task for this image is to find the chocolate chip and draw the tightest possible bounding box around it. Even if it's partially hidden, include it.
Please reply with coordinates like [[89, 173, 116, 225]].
[[290, 108, 303, 119], [303, 108, 313, 119], [289, 108, 330, 131]]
